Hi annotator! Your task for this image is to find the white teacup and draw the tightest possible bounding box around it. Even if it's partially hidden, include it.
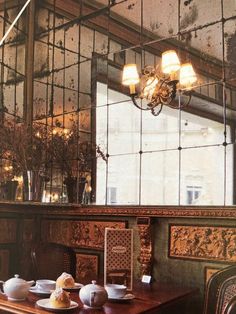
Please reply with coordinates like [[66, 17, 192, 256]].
[[36, 279, 56, 292], [105, 284, 127, 299]]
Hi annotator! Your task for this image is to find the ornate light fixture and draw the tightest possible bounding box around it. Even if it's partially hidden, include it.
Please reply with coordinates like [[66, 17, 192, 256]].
[[122, 50, 197, 116]]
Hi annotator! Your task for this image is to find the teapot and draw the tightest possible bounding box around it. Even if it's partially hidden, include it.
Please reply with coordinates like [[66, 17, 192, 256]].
[[0, 274, 34, 301], [79, 280, 108, 309]]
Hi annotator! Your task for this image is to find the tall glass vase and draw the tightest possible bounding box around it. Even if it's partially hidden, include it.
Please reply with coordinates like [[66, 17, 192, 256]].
[[64, 176, 86, 203], [23, 170, 43, 202], [1, 180, 18, 201]]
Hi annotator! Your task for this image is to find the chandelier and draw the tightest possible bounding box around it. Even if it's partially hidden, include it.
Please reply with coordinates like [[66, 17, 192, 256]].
[[122, 50, 197, 116]]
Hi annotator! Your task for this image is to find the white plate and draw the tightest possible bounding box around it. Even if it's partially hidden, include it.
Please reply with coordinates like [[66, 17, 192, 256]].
[[108, 293, 135, 302], [63, 283, 84, 291], [29, 287, 51, 296], [36, 299, 78, 312]]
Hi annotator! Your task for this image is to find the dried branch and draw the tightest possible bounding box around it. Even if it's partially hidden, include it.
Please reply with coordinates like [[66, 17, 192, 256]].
[[0, 120, 48, 175]]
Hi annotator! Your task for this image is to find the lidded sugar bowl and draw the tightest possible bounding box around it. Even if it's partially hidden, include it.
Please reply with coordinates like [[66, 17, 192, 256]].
[[79, 280, 108, 308]]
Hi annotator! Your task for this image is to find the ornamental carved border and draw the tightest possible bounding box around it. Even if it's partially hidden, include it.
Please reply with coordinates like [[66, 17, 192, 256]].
[[71, 206, 236, 220], [137, 217, 153, 276], [169, 225, 236, 262], [2, 203, 236, 219]]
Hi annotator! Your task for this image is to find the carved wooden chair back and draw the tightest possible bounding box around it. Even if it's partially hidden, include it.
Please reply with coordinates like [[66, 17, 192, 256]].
[[218, 276, 236, 314], [203, 265, 236, 314], [224, 296, 236, 314], [31, 242, 76, 280]]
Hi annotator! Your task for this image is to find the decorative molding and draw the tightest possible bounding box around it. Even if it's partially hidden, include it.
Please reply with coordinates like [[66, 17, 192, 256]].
[[204, 266, 227, 286], [137, 217, 153, 277], [1, 202, 236, 219], [80, 206, 236, 219], [170, 225, 236, 262]]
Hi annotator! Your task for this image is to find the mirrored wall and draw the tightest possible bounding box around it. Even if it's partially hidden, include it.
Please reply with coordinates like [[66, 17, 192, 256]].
[[0, 0, 235, 206]]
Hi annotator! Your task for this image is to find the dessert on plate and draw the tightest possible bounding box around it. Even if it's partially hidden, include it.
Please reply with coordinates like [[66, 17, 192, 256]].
[[49, 288, 71, 308], [56, 272, 75, 289]]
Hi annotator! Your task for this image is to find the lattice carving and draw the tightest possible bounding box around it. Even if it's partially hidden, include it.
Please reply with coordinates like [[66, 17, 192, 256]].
[[222, 284, 236, 314]]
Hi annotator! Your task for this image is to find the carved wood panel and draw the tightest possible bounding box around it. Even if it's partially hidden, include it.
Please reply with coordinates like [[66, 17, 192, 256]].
[[137, 217, 153, 277], [76, 253, 98, 284], [170, 225, 236, 262], [41, 219, 126, 250]]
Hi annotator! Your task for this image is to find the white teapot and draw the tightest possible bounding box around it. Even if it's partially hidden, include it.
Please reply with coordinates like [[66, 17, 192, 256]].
[[79, 280, 108, 309], [0, 274, 34, 301]]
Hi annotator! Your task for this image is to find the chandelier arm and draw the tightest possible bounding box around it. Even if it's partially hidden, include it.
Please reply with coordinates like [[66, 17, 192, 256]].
[[183, 92, 192, 107], [131, 94, 153, 111], [166, 92, 192, 109], [151, 103, 163, 116], [155, 78, 178, 106], [166, 100, 181, 109]]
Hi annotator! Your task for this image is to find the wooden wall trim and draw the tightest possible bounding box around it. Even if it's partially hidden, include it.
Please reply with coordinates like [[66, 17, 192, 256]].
[[0, 202, 236, 219]]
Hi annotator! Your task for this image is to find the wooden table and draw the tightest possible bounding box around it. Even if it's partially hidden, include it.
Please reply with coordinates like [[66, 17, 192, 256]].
[[0, 282, 198, 314]]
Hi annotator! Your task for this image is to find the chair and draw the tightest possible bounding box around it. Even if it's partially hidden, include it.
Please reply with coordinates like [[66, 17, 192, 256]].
[[224, 296, 236, 314], [31, 242, 76, 280], [203, 265, 236, 314]]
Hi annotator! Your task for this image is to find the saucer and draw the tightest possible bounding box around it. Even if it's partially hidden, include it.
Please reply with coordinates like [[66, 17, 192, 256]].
[[36, 299, 78, 312], [108, 293, 135, 302], [63, 283, 84, 291], [29, 287, 51, 296], [8, 297, 26, 301]]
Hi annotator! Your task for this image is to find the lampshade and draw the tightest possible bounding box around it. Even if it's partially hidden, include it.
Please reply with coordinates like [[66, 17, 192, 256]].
[[161, 50, 181, 74], [179, 63, 197, 87], [122, 64, 140, 86]]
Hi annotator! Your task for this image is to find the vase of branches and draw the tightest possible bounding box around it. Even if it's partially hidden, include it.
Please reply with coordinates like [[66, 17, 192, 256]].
[[0, 180, 18, 201], [62, 176, 86, 203], [0, 120, 48, 201], [49, 121, 107, 203], [22, 170, 44, 201]]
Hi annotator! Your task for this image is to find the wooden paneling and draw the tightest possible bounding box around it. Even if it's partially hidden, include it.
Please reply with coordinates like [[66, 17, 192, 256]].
[[0, 219, 17, 243], [0, 249, 9, 280], [0, 201, 235, 313]]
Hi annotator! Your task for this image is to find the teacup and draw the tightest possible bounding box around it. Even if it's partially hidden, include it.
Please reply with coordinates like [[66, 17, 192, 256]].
[[105, 284, 127, 299], [36, 279, 56, 292]]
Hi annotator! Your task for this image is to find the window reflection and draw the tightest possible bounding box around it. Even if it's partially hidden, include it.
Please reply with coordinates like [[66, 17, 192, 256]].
[[96, 82, 232, 205]]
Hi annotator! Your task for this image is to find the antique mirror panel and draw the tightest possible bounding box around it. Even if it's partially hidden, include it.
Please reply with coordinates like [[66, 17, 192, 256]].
[[0, 0, 235, 206]]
